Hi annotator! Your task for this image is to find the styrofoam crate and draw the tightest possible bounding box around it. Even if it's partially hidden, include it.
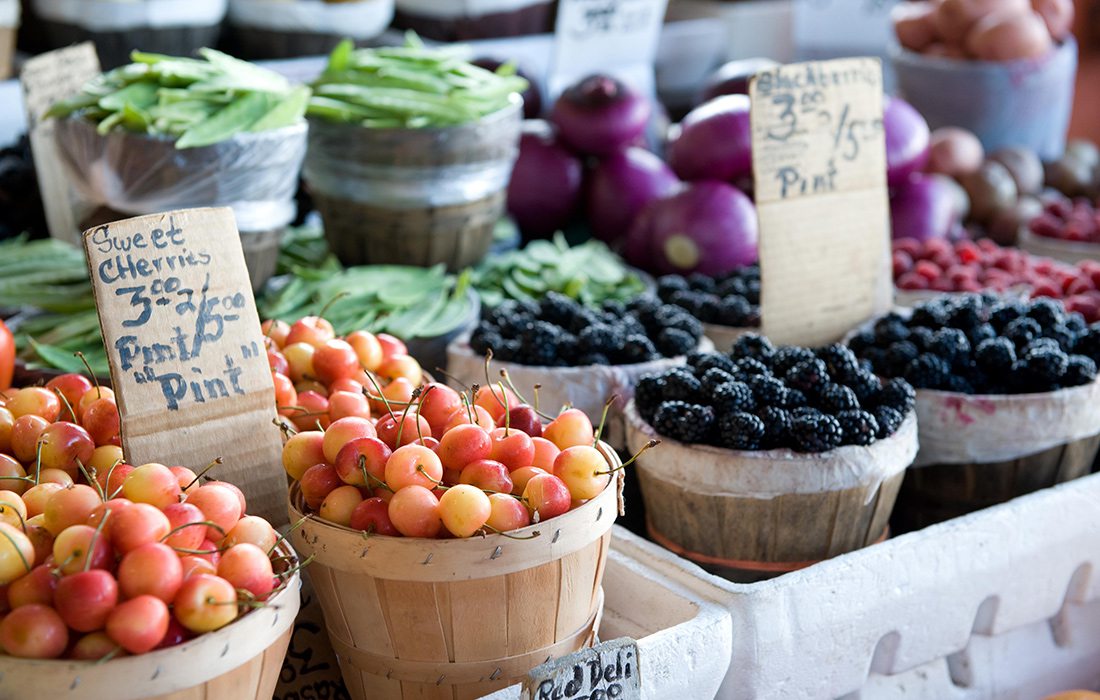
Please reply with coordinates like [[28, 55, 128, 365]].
[[610, 473, 1100, 699], [480, 531, 734, 699]]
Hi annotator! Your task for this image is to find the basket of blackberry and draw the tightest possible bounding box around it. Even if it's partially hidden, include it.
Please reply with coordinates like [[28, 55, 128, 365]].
[[848, 293, 1100, 529], [622, 333, 918, 583], [445, 292, 712, 448], [655, 266, 760, 352]]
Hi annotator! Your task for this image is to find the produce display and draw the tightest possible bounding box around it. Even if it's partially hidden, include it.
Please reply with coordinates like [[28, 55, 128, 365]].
[[0, 375, 292, 659], [849, 294, 1100, 393], [469, 292, 703, 366], [893, 0, 1073, 60], [633, 335, 913, 451], [656, 267, 761, 329], [283, 382, 631, 537], [306, 37, 527, 128], [45, 49, 310, 148], [1030, 193, 1100, 244]]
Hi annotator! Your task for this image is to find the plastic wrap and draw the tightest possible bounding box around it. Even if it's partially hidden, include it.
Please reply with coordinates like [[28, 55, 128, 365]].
[[33, 0, 225, 30], [913, 379, 1100, 466], [303, 99, 521, 209], [54, 117, 306, 232], [228, 0, 392, 36], [625, 401, 918, 499]]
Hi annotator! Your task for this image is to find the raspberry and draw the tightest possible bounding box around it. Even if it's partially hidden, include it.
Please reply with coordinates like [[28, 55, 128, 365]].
[[652, 401, 714, 444], [717, 412, 766, 450], [712, 382, 757, 414], [789, 413, 843, 453], [836, 410, 880, 447]]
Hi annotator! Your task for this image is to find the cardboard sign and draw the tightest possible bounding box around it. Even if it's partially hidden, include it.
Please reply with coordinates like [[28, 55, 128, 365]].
[[549, 0, 668, 99], [82, 207, 286, 523], [20, 43, 100, 246], [750, 58, 892, 347], [522, 637, 641, 700]]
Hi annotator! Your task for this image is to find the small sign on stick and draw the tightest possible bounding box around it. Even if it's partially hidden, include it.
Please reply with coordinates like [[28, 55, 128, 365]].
[[522, 637, 641, 700]]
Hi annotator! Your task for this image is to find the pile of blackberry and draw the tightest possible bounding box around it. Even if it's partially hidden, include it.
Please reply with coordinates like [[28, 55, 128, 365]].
[[656, 266, 761, 328], [633, 334, 914, 452], [849, 294, 1100, 394], [470, 292, 704, 367]]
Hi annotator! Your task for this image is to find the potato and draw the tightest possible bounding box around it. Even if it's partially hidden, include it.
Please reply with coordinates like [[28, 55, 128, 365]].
[[986, 195, 1042, 245], [988, 147, 1044, 195], [966, 11, 1053, 60], [893, 1, 940, 52], [960, 161, 1018, 223], [938, 174, 972, 221], [1065, 140, 1100, 170], [1044, 156, 1094, 197], [926, 127, 985, 177], [935, 0, 1028, 45], [1031, 0, 1074, 41]]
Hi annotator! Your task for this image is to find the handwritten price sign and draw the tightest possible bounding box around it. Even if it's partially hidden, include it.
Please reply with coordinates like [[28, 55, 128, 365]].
[[83, 207, 286, 522], [750, 58, 893, 346]]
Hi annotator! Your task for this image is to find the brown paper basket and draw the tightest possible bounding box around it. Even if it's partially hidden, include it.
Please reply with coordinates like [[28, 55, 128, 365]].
[[286, 442, 622, 700], [0, 543, 300, 700], [625, 402, 916, 583]]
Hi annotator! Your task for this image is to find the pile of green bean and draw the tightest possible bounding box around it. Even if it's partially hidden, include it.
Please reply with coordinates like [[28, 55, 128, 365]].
[[307, 35, 528, 128], [46, 49, 310, 148]]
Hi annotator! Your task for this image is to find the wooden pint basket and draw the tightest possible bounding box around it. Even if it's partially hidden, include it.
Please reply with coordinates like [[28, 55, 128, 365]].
[[287, 443, 622, 700], [0, 543, 301, 700], [626, 402, 917, 582]]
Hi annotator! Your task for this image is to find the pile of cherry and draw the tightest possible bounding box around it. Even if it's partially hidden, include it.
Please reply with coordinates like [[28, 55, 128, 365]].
[[893, 237, 1100, 323], [0, 374, 288, 660]]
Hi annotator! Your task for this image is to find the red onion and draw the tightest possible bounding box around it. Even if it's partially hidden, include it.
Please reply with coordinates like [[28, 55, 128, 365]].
[[586, 147, 680, 246], [700, 58, 780, 102], [625, 181, 758, 275], [890, 173, 962, 242], [666, 95, 753, 183], [506, 121, 584, 238], [550, 75, 651, 157], [884, 96, 931, 187]]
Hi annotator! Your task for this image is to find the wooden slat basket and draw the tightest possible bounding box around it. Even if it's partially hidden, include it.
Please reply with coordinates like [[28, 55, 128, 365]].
[[0, 543, 301, 700], [287, 443, 623, 700], [625, 401, 918, 583]]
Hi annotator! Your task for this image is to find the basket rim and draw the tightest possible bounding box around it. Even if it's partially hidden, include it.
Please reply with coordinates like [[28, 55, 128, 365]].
[[306, 92, 522, 134], [888, 35, 1077, 71]]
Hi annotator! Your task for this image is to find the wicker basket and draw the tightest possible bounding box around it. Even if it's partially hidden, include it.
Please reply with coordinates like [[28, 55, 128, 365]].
[[303, 99, 522, 271], [0, 543, 300, 700], [626, 401, 917, 582], [286, 444, 622, 699]]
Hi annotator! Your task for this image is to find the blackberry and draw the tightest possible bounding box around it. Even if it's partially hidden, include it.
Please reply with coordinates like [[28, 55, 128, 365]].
[[848, 331, 876, 355], [717, 411, 766, 450], [943, 374, 975, 393], [490, 300, 530, 326], [668, 290, 704, 317], [1064, 355, 1098, 387], [863, 348, 891, 375], [653, 305, 703, 339], [619, 315, 648, 339], [772, 346, 817, 376], [785, 358, 830, 395], [874, 406, 904, 439], [626, 295, 661, 319], [735, 357, 770, 376], [578, 324, 625, 356], [576, 352, 610, 367], [633, 374, 666, 413], [661, 368, 702, 402], [816, 383, 860, 413], [1025, 338, 1062, 355], [696, 295, 723, 324], [756, 406, 791, 448], [601, 300, 627, 317], [966, 323, 997, 347], [1027, 297, 1065, 329], [1043, 324, 1077, 353], [836, 410, 880, 446], [885, 341, 919, 373], [689, 352, 737, 376], [975, 337, 1016, 373], [687, 272, 717, 293], [732, 333, 775, 362], [652, 401, 714, 444], [789, 413, 843, 453], [930, 328, 971, 364], [1065, 314, 1087, 334], [656, 275, 690, 298], [716, 296, 754, 327], [712, 381, 757, 414], [1004, 317, 1042, 348], [567, 308, 602, 335], [656, 328, 698, 357], [779, 387, 809, 409], [945, 296, 984, 330], [470, 327, 504, 356], [903, 354, 951, 390], [990, 301, 1027, 330], [1076, 327, 1100, 363], [747, 375, 787, 406], [1021, 346, 1069, 385], [846, 370, 883, 403], [874, 317, 910, 344], [910, 303, 948, 327], [557, 332, 580, 364], [876, 378, 916, 413], [700, 368, 739, 393], [540, 292, 578, 326], [791, 406, 822, 419], [818, 344, 861, 382], [909, 327, 936, 352], [620, 335, 660, 364]]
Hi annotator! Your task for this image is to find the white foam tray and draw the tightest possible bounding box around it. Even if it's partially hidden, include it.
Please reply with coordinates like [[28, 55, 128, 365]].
[[480, 530, 734, 699], [607, 472, 1100, 699]]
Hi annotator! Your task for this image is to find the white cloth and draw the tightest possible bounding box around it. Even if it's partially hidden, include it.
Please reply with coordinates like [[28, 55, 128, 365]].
[[228, 0, 392, 37]]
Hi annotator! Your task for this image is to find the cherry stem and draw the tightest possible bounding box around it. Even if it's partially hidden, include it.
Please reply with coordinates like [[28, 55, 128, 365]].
[[33, 440, 44, 486], [415, 464, 445, 488], [0, 503, 27, 532], [184, 457, 223, 491], [273, 417, 297, 438], [173, 546, 221, 556], [74, 351, 102, 399], [277, 405, 327, 417], [415, 384, 435, 442], [362, 372, 397, 420], [482, 523, 541, 540], [52, 551, 78, 577], [594, 439, 660, 475], [104, 459, 124, 499], [482, 350, 506, 412], [161, 520, 226, 543], [533, 384, 542, 413], [316, 292, 349, 323], [499, 381, 511, 436], [52, 388, 76, 422], [93, 645, 124, 666], [499, 371, 554, 421], [269, 515, 309, 557], [592, 395, 618, 447], [393, 386, 422, 447], [85, 509, 110, 572], [358, 456, 392, 493], [76, 459, 106, 502], [431, 366, 470, 392], [460, 390, 475, 424], [271, 553, 316, 595]]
